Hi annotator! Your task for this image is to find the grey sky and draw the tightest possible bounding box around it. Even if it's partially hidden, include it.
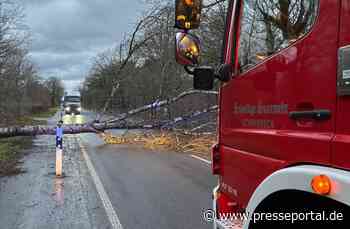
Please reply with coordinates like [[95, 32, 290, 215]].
[[21, 0, 144, 93]]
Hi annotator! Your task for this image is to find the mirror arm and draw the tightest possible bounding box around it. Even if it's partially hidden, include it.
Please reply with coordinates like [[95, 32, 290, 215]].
[[185, 64, 233, 81], [184, 66, 195, 75], [214, 63, 232, 82]]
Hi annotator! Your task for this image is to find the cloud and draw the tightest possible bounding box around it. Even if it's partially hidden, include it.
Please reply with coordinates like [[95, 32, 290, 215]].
[[20, 0, 144, 93]]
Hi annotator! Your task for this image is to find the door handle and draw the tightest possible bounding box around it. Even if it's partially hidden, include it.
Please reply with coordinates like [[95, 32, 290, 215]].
[[289, 109, 331, 121]]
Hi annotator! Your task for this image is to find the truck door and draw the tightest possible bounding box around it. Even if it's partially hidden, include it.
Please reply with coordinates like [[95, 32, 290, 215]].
[[219, 0, 340, 204], [332, 1, 350, 169]]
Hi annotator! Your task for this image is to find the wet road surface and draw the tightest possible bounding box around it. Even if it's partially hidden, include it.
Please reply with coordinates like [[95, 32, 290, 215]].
[[79, 133, 216, 229], [0, 110, 217, 229], [0, 135, 110, 229]]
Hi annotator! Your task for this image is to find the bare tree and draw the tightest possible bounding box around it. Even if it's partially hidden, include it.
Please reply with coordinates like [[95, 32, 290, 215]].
[[0, 0, 58, 126]]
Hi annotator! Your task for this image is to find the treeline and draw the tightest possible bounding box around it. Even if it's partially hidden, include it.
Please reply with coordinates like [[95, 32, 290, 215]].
[[0, 1, 64, 126], [81, 0, 227, 117]]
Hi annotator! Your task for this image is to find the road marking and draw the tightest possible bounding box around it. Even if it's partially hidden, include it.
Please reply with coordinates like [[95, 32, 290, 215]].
[[190, 154, 212, 165], [77, 137, 124, 229]]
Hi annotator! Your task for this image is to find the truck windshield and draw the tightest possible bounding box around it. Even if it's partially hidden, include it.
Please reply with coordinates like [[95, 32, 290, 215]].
[[65, 96, 81, 103]]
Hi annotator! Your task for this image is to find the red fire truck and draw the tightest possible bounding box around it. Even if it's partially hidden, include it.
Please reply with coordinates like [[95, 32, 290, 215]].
[[174, 0, 350, 228]]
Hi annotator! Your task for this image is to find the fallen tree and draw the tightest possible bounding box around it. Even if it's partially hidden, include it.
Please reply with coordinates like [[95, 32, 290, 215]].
[[0, 90, 218, 139], [103, 90, 218, 124], [0, 123, 136, 138], [161, 105, 218, 130]]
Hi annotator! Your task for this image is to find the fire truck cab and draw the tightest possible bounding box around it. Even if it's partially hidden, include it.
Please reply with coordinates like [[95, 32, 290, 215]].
[[175, 0, 350, 228]]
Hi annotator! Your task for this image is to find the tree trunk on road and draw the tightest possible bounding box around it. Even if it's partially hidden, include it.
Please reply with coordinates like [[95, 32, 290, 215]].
[[0, 90, 218, 139]]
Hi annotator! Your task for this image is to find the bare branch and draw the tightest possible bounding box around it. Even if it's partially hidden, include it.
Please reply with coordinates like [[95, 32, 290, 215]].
[[103, 90, 218, 124], [203, 0, 226, 9], [100, 8, 165, 116], [161, 105, 218, 129]]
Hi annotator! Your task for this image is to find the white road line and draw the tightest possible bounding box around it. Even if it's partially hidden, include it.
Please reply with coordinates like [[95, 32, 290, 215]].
[[77, 137, 124, 229], [190, 154, 212, 165]]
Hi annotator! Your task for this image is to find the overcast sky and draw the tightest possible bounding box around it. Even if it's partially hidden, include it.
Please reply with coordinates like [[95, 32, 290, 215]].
[[21, 0, 145, 93]]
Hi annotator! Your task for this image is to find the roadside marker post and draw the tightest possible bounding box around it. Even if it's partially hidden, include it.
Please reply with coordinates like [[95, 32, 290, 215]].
[[56, 147, 63, 177], [56, 121, 64, 177]]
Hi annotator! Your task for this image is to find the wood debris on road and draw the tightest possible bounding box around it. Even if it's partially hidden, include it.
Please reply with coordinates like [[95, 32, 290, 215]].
[[100, 131, 216, 159]]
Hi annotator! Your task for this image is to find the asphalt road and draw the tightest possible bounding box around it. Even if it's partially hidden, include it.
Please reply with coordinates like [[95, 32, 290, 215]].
[[0, 110, 217, 229], [79, 110, 217, 229], [79, 133, 216, 229]]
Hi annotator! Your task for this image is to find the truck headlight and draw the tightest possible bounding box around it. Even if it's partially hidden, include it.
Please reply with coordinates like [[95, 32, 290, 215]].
[[77, 107, 81, 112], [65, 107, 70, 111]]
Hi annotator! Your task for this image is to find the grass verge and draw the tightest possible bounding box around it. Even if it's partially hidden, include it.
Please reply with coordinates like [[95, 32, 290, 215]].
[[15, 116, 47, 126], [15, 107, 59, 126], [0, 137, 32, 176], [32, 107, 59, 119]]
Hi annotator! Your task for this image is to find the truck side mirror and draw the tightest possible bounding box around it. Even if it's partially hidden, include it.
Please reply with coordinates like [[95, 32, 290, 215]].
[[193, 66, 214, 90], [175, 0, 202, 30], [192, 64, 232, 90], [175, 32, 201, 66]]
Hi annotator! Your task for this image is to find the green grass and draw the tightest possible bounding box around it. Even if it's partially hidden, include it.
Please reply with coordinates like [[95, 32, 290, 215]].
[[0, 137, 31, 161], [32, 107, 59, 118], [0, 142, 17, 161], [0, 137, 32, 176], [14, 107, 59, 126], [15, 116, 46, 126]]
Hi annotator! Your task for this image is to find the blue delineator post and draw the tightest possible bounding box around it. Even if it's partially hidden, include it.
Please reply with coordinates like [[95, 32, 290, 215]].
[[56, 121, 64, 177], [56, 124, 63, 149]]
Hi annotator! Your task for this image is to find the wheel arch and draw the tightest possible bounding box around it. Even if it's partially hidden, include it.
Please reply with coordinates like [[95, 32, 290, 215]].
[[242, 165, 350, 228]]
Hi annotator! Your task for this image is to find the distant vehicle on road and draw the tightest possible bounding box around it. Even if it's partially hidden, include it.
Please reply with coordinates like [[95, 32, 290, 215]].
[[63, 95, 81, 115]]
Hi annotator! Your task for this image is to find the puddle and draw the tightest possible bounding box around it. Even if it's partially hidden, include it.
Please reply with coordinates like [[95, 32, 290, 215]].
[[53, 178, 64, 206]]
